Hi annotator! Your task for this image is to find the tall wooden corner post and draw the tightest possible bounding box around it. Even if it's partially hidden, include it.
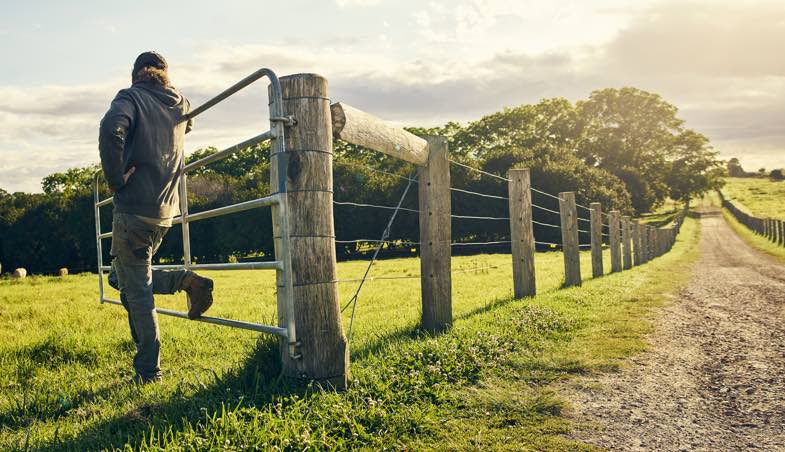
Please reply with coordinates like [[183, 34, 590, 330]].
[[271, 74, 348, 389], [509, 169, 536, 297], [559, 192, 581, 287], [589, 202, 604, 278], [419, 136, 452, 333]]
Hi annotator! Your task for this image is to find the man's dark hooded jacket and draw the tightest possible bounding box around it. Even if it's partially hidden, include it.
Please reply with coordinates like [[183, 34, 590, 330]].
[[99, 81, 192, 219]]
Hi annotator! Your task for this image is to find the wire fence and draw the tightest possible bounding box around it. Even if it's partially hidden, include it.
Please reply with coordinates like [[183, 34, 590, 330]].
[[329, 157, 681, 344]]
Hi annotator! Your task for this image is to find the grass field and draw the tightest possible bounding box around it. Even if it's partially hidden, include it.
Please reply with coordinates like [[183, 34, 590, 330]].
[[0, 219, 700, 450], [722, 177, 785, 219]]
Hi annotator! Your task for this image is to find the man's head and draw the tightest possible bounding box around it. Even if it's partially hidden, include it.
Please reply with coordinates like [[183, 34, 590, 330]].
[[132, 51, 170, 86]]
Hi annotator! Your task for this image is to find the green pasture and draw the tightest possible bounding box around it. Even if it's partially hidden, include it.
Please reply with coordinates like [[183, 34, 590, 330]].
[[0, 218, 699, 450]]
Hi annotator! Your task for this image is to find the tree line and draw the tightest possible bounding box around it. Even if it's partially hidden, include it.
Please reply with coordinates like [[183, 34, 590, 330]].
[[0, 87, 725, 274], [726, 158, 784, 180]]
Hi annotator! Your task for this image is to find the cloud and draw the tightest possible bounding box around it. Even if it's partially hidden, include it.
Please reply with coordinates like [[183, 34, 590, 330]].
[[335, 0, 383, 7], [605, 1, 785, 78], [2, 0, 785, 192], [599, 1, 785, 167]]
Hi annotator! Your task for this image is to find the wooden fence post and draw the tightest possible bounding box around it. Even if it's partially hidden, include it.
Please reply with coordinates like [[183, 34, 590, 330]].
[[622, 216, 632, 270], [647, 226, 656, 260], [418, 136, 452, 333], [640, 223, 649, 263], [633, 219, 642, 266], [559, 192, 581, 287], [590, 202, 604, 278], [508, 169, 536, 297], [780, 220, 785, 247], [273, 73, 348, 389], [780, 220, 785, 246], [609, 211, 622, 273]]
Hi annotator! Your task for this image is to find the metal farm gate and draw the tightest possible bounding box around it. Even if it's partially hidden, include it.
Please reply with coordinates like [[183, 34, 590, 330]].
[[92, 68, 300, 358]]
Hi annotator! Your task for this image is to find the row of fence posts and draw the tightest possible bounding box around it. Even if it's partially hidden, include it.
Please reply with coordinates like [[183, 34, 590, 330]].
[[719, 192, 785, 247], [515, 176, 686, 291], [273, 73, 690, 388]]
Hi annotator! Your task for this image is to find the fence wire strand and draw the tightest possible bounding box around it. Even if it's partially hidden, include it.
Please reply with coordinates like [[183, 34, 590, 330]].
[[451, 240, 511, 246], [448, 159, 510, 182], [452, 214, 510, 221], [335, 239, 420, 246], [532, 220, 561, 229], [531, 187, 561, 201], [334, 200, 420, 213], [334, 159, 418, 183], [450, 186, 509, 200], [532, 204, 560, 215]]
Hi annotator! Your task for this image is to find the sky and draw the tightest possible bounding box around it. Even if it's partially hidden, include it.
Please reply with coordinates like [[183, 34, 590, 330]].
[[1, 0, 783, 192]]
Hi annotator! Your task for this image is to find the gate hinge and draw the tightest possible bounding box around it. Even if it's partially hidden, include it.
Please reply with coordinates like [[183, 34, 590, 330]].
[[271, 115, 297, 127], [288, 340, 303, 360]]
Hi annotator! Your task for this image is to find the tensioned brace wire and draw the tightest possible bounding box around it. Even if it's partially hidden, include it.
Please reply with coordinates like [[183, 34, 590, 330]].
[[340, 171, 417, 341]]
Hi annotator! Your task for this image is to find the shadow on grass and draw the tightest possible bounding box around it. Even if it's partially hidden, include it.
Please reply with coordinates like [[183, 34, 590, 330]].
[[38, 283, 563, 450], [349, 292, 524, 361], [36, 336, 306, 451]]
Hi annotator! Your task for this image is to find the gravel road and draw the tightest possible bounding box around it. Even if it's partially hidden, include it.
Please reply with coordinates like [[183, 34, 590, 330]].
[[568, 207, 785, 451]]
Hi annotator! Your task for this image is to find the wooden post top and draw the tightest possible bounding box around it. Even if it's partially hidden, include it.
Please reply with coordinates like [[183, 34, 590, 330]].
[[330, 102, 429, 166]]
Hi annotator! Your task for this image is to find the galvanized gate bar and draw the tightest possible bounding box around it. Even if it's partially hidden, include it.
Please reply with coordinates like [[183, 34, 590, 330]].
[[97, 197, 113, 207], [100, 297, 288, 336], [184, 68, 282, 120], [184, 130, 274, 172], [100, 261, 282, 272], [93, 68, 298, 352], [172, 194, 279, 225]]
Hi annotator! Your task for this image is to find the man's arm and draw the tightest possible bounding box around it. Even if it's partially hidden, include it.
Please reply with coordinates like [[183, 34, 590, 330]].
[[98, 92, 135, 191]]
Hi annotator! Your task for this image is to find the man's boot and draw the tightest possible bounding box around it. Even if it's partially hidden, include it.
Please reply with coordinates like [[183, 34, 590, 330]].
[[181, 272, 214, 319]]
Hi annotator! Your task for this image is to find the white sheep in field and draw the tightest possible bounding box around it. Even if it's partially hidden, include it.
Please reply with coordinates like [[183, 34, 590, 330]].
[[13, 268, 27, 279]]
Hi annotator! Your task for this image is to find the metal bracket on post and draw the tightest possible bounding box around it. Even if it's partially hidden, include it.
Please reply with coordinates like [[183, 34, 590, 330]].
[[270, 115, 297, 127]]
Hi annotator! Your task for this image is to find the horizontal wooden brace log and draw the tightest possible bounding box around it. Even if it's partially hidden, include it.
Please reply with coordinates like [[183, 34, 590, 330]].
[[330, 102, 429, 166]]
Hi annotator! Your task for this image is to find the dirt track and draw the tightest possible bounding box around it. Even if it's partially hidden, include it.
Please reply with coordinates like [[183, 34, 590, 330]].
[[568, 207, 785, 451]]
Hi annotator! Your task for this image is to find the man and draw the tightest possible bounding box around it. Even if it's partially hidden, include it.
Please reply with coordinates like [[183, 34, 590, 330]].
[[99, 51, 214, 384]]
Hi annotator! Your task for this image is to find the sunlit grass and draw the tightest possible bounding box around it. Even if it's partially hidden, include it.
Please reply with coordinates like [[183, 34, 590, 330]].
[[723, 176, 785, 219], [0, 219, 699, 450]]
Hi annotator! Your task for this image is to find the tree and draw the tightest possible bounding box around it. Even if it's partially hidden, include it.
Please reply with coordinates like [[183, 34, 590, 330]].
[[727, 158, 745, 177], [665, 130, 726, 202], [771, 169, 784, 181], [41, 166, 98, 195], [576, 87, 685, 213], [446, 97, 581, 158]]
